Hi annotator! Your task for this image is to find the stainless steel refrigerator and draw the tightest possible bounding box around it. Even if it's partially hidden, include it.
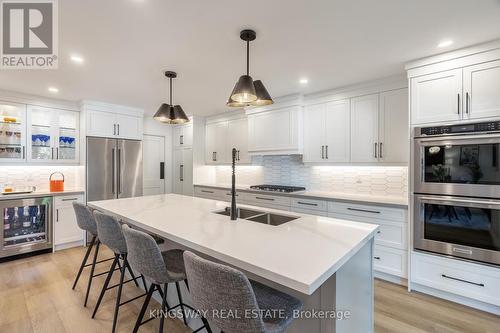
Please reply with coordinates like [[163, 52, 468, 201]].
[[86, 137, 143, 202]]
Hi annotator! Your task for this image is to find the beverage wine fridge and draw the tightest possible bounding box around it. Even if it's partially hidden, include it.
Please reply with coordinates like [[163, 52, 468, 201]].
[[0, 197, 52, 258]]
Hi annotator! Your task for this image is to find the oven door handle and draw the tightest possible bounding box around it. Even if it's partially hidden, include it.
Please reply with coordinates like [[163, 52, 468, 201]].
[[418, 196, 500, 207], [415, 133, 500, 142]]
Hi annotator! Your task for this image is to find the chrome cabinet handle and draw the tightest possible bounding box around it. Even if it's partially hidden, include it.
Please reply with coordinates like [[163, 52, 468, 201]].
[[321, 145, 324, 159], [56, 147, 59, 159], [214, 152, 217, 161], [326, 145, 328, 159], [180, 165, 184, 181], [297, 201, 318, 206], [201, 190, 213, 193], [374, 143, 378, 158], [237, 150, 240, 161], [22, 146, 25, 159], [373, 256, 381, 260], [255, 196, 274, 201], [347, 207, 381, 214], [117, 124, 120, 136], [457, 94, 460, 114], [62, 197, 79, 201], [379, 142, 383, 159], [113, 124, 116, 135], [51, 147, 54, 159], [441, 274, 484, 287], [56, 209, 59, 222], [465, 93, 468, 114], [180, 135, 183, 145]]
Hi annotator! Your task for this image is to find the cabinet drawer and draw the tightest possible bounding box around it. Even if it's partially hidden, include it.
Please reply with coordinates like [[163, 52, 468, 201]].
[[291, 207, 328, 217], [373, 246, 407, 278], [412, 252, 500, 306], [328, 201, 406, 222], [194, 187, 225, 200], [239, 192, 291, 207], [291, 197, 327, 212], [54, 194, 84, 208]]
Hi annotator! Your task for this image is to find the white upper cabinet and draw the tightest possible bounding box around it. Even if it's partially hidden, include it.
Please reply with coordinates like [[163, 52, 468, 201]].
[[463, 60, 500, 120], [173, 123, 193, 148], [205, 121, 228, 164], [83, 102, 143, 140], [351, 94, 379, 163], [27, 106, 79, 164], [247, 105, 302, 155], [410, 69, 462, 125], [0, 101, 26, 163], [379, 88, 409, 163], [325, 100, 350, 162], [303, 104, 325, 162], [303, 100, 350, 163], [227, 117, 250, 164]]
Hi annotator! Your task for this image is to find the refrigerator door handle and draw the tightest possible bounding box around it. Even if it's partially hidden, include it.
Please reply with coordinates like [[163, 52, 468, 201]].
[[111, 148, 116, 194], [118, 148, 122, 194]]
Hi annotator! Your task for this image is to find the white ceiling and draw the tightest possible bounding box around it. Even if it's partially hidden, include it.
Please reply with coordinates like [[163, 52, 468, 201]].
[[1, 0, 500, 116]]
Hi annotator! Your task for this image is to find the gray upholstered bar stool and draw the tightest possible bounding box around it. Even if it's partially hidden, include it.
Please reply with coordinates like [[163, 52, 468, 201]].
[[121, 225, 208, 333], [92, 211, 147, 333], [184, 251, 303, 333], [72, 202, 115, 307]]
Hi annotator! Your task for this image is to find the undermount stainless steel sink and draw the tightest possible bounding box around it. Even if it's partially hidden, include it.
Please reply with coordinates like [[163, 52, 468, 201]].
[[214, 207, 264, 219], [214, 207, 299, 226]]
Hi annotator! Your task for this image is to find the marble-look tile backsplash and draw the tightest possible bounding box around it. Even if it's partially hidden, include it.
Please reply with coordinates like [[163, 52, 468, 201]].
[[216, 155, 408, 197], [0, 165, 85, 191]]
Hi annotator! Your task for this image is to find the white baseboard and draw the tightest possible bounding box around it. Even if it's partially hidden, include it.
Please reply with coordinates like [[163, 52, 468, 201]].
[[374, 271, 407, 286], [54, 240, 84, 251]]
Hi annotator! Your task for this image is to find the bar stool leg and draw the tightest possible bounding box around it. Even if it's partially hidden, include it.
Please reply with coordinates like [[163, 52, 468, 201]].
[[159, 283, 168, 333], [72, 235, 96, 290], [84, 239, 100, 307], [175, 281, 188, 326], [133, 284, 155, 333], [125, 261, 140, 287], [112, 255, 127, 333], [201, 317, 213, 333], [92, 254, 119, 318]]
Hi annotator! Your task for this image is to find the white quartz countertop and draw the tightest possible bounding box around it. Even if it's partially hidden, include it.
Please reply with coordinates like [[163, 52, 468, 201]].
[[0, 188, 85, 201], [88, 194, 378, 295], [194, 183, 408, 207]]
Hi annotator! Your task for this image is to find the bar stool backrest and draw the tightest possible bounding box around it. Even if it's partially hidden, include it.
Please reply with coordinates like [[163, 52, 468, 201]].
[[121, 225, 169, 285], [183, 251, 265, 332], [72, 202, 97, 235], [94, 211, 127, 255]]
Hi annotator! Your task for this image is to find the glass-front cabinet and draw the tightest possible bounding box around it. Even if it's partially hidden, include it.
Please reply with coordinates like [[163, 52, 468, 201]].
[[27, 106, 79, 163], [0, 197, 52, 258], [0, 101, 27, 162]]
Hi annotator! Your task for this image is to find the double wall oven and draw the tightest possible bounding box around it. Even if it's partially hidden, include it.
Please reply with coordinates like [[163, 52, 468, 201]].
[[413, 121, 500, 266]]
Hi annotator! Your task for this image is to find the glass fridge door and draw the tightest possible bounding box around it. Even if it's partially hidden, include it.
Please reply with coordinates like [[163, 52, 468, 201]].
[[1, 197, 52, 258], [0, 101, 26, 162]]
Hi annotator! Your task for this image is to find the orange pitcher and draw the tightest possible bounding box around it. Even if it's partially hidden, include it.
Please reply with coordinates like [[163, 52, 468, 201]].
[[49, 172, 64, 192]]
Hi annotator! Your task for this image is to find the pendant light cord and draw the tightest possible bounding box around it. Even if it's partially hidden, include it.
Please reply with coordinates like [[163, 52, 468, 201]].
[[169, 77, 173, 105], [246, 40, 250, 76]]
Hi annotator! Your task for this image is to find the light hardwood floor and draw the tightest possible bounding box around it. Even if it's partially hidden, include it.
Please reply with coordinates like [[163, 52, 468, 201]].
[[0, 247, 498, 333]]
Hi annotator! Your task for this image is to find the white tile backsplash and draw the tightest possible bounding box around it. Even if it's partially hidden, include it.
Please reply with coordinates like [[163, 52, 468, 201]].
[[215, 155, 408, 197], [0, 165, 85, 191]]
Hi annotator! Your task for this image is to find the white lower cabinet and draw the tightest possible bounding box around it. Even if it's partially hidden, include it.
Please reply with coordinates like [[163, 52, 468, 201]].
[[53, 194, 85, 250], [174, 149, 193, 196], [412, 251, 500, 307], [373, 246, 407, 278]]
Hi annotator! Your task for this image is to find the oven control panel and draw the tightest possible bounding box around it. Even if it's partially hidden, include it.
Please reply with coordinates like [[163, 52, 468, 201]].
[[418, 121, 500, 136]]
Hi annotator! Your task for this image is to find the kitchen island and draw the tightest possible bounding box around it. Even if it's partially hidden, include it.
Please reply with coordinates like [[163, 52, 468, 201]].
[[89, 194, 379, 333]]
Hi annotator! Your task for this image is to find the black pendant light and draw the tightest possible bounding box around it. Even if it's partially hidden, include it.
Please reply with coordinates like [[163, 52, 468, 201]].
[[227, 29, 273, 107], [154, 71, 189, 124]]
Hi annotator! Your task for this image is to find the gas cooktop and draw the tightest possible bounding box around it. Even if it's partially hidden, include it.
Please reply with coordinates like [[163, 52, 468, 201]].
[[249, 185, 306, 193]]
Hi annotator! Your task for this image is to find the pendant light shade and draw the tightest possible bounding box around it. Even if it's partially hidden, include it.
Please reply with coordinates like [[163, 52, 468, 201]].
[[154, 71, 189, 124], [227, 29, 273, 107]]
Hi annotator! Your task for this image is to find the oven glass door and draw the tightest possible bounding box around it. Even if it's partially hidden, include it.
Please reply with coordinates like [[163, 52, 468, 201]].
[[414, 195, 500, 265], [415, 135, 500, 198]]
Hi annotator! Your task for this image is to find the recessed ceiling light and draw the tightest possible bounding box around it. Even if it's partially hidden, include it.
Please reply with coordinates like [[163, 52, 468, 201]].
[[48, 87, 59, 93], [299, 78, 308, 84], [70, 55, 84, 64], [438, 39, 454, 48]]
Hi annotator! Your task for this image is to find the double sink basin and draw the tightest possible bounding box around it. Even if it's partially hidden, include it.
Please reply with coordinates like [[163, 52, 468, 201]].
[[214, 207, 299, 226]]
